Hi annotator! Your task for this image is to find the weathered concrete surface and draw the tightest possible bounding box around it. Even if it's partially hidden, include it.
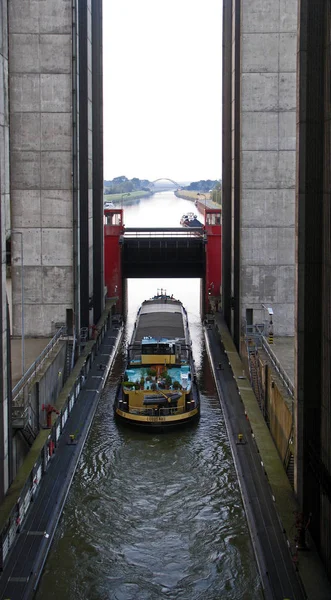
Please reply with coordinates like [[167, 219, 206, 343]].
[[8, 0, 73, 337], [270, 335, 295, 387], [0, 0, 11, 498], [240, 0, 298, 335], [11, 338, 51, 389]]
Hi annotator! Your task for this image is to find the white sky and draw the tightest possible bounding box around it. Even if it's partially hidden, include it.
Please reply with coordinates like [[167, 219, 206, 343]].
[[102, 0, 222, 183]]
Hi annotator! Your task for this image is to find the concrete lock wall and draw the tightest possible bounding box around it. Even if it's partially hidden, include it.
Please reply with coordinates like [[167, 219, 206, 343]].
[[8, 0, 74, 337], [256, 355, 293, 464], [0, 0, 10, 239], [241, 340, 293, 466], [35, 343, 67, 427], [0, 0, 12, 498], [12, 341, 67, 476], [265, 372, 293, 461], [239, 0, 298, 336]]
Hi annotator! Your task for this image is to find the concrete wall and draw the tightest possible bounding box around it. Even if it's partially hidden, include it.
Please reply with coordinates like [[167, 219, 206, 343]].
[[0, 0, 11, 498], [13, 342, 67, 475], [265, 370, 292, 461], [1, 0, 104, 499], [0, 0, 10, 240], [321, 2, 331, 571], [296, 0, 331, 576], [240, 0, 297, 335], [8, 0, 74, 336], [78, 0, 94, 330]]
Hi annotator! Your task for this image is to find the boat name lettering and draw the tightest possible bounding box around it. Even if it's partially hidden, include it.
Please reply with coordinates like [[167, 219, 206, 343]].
[[146, 416, 166, 422]]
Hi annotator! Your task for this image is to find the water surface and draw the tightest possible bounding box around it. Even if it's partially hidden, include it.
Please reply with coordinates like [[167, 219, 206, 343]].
[[36, 194, 262, 599]]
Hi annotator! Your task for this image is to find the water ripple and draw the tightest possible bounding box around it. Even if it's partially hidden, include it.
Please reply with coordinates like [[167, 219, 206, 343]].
[[36, 341, 262, 600]]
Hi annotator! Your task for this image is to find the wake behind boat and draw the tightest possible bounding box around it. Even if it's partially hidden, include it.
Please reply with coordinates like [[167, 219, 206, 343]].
[[114, 291, 200, 430]]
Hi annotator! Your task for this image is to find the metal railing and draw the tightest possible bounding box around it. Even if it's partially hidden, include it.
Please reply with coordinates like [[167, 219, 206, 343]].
[[122, 227, 205, 239], [261, 336, 294, 399], [12, 326, 67, 403], [244, 321, 294, 399], [0, 312, 123, 572]]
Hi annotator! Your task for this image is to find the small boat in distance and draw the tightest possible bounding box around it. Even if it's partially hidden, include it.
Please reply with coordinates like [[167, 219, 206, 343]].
[[114, 291, 200, 430], [104, 201, 115, 209], [180, 212, 203, 228]]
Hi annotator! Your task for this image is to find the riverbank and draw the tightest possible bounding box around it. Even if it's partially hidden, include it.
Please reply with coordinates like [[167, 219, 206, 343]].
[[174, 189, 221, 211], [175, 190, 221, 219], [104, 190, 153, 204], [174, 190, 211, 202]]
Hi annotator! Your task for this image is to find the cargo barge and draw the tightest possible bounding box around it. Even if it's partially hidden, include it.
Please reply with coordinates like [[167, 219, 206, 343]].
[[114, 291, 200, 430]]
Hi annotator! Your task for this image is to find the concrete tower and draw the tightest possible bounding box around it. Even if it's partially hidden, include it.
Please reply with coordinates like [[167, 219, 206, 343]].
[[0, 0, 12, 498], [8, 0, 104, 341], [223, 0, 331, 579], [0, 0, 104, 498], [222, 0, 297, 344], [296, 0, 331, 579]]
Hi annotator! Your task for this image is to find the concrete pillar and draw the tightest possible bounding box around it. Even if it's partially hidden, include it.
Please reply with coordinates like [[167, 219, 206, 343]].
[[78, 0, 93, 330], [240, 0, 297, 337], [9, 0, 74, 337], [296, 0, 330, 572], [92, 0, 105, 324], [221, 0, 232, 328], [8, 0, 104, 338], [0, 0, 12, 497], [223, 0, 298, 343], [78, 0, 104, 330]]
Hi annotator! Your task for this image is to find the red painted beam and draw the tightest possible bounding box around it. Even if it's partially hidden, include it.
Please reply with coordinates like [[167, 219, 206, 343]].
[[204, 209, 222, 313], [104, 209, 124, 313]]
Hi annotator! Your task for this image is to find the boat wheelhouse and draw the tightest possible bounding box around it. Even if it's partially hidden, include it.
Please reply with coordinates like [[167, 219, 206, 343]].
[[114, 291, 200, 429]]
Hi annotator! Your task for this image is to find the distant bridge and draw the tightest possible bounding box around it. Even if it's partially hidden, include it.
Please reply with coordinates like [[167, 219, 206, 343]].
[[150, 178, 180, 189]]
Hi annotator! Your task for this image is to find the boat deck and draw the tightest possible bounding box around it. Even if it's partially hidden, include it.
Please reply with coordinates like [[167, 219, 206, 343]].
[[133, 300, 186, 343], [125, 366, 188, 383]]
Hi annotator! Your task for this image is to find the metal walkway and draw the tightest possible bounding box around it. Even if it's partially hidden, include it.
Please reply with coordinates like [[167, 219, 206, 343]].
[[0, 324, 123, 600]]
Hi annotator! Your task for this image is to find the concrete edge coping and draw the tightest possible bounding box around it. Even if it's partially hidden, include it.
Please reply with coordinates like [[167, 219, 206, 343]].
[[51, 298, 116, 417], [52, 340, 95, 416], [217, 316, 331, 598], [217, 317, 300, 533], [0, 430, 50, 531], [0, 300, 117, 532]]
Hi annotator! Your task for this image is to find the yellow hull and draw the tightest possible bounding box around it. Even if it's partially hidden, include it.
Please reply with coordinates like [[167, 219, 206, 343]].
[[115, 407, 199, 427]]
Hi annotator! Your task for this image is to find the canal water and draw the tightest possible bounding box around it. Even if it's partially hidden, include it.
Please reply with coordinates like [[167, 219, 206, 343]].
[[36, 193, 262, 599]]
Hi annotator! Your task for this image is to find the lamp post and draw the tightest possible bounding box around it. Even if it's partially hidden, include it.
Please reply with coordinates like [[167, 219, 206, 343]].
[[121, 192, 131, 209], [12, 230, 25, 376], [197, 192, 207, 211]]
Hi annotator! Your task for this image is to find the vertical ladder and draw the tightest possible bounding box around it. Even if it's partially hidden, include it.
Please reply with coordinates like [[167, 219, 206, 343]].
[[284, 425, 295, 487]]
